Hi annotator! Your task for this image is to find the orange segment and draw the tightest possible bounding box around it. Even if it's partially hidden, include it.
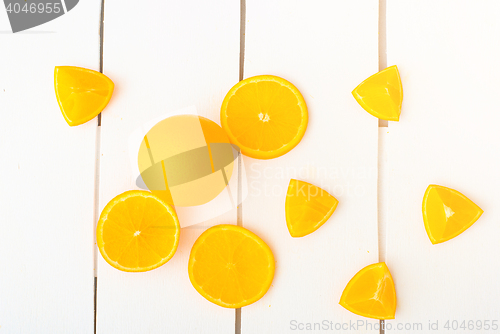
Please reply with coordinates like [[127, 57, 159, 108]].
[[220, 75, 308, 159], [352, 65, 402, 121], [340, 262, 397, 320], [422, 185, 483, 244], [188, 224, 275, 308], [96, 190, 180, 272], [285, 179, 338, 237], [54, 66, 114, 126]]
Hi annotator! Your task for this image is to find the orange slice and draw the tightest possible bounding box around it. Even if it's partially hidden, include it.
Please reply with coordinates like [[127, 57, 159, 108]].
[[340, 262, 397, 320], [352, 65, 402, 121], [422, 184, 483, 244], [220, 75, 308, 159], [188, 224, 275, 308], [96, 190, 180, 272], [54, 66, 114, 126], [285, 179, 338, 237]]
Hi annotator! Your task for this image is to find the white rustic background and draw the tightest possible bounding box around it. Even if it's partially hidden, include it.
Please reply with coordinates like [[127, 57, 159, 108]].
[[0, 1, 499, 333]]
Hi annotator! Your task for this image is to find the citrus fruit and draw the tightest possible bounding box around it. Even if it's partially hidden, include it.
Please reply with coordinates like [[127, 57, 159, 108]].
[[54, 66, 114, 126], [96, 190, 180, 272], [340, 262, 397, 320], [137, 115, 236, 207], [422, 184, 483, 244], [285, 179, 338, 237], [188, 224, 275, 308], [352, 65, 402, 121], [220, 75, 308, 159]]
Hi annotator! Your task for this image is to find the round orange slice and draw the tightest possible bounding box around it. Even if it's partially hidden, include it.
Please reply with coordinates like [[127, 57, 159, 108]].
[[352, 65, 402, 121], [54, 66, 114, 126], [340, 262, 397, 320], [423, 184, 483, 244], [220, 75, 308, 159], [96, 190, 180, 272], [188, 224, 275, 308], [285, 179, 338, 237]]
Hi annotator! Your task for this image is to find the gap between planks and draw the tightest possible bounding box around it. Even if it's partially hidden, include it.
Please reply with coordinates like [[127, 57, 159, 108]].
[[94, 0, 105, 333], [378, 0, 388, 129], [235, 0, 246, 333], [378, 0, 387, 333]]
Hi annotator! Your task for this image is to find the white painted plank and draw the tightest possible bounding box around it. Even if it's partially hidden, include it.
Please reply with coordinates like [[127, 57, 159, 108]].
[[242, 1, 379, 333], [97, 1, 240, 333], [386, 1, 500, 332], [378, 128, 389, 263], [0, 2, 101, 333]]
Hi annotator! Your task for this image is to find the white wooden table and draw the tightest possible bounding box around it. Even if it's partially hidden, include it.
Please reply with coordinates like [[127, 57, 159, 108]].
[[1, 1, 499, 333]]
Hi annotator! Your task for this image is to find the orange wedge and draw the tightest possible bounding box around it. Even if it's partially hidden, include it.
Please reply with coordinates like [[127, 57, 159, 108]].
[[54, 66, 114, 126], [96, 190, 180, 272], [352, 65, 402, 121], [220, 75, 308, 159], [285, 179, 338, 237], [188, 224, 275, 308], [340, 262, 397, 320], [422, 185, 483, 244]]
